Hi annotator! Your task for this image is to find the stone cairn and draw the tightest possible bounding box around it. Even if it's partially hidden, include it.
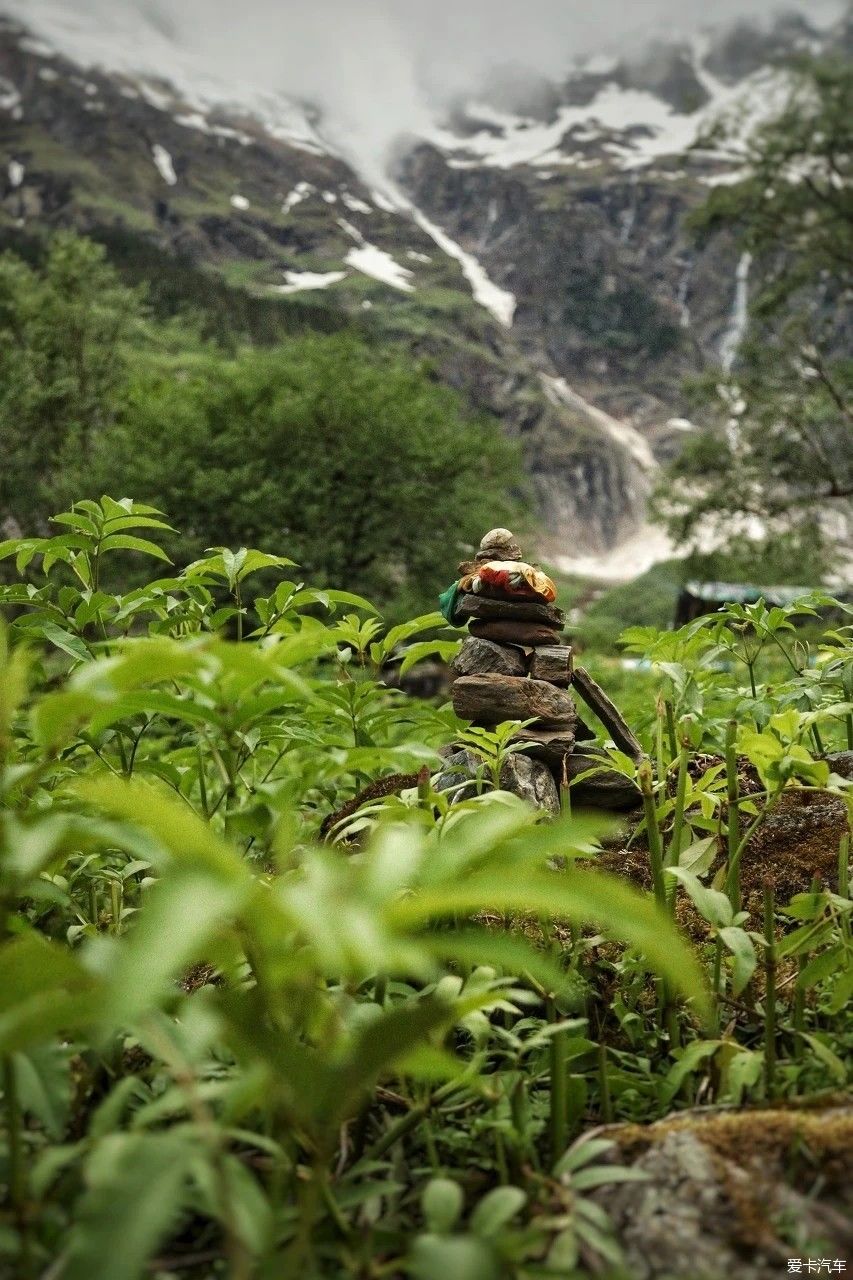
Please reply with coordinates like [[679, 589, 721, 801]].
[[436, 528, 644, 816]]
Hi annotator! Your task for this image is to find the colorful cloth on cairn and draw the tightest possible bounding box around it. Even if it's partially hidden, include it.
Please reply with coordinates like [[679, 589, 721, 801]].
[[438, 560, 557, 624], [460, 560, 557, 602]]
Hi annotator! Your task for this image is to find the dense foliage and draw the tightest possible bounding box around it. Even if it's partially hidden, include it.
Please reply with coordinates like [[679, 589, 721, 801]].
[[0, 235, 520, 613], [656, 55, 853, 578], [0, 499, 850, 1278]]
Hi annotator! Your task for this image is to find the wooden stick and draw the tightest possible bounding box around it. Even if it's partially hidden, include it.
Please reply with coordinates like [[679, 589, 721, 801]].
[[571, 665, 644, 760]]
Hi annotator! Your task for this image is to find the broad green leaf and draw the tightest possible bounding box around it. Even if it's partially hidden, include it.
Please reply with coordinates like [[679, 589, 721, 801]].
[[800, 1032, 847, 1082], [98, 534, 172, 562], [388, 869, 710, 1016], [554, 1138, 616, 1176], [13, 1044, 71, 1139], [666, 1038, 723, 1092], [74, 776, 249, 881], [422, 1178, 464, 1234], [678, 836, 717, 876], [51, 512, 98, 536], [410, 1234, 500, 1280], [37, 623, 91, 663], [666, 866, 733, 929], [469, 1186, 526, 1238], [0, 932, 102, 1052], [569, 1165, 649, 1191], [795, 944, 843, 990], [64, 1132, 194, 1280], [399, 640, 460, 676], [421, 929, 574, 999], [718, 926, 757, 995], [97, 866, 249, 1026]]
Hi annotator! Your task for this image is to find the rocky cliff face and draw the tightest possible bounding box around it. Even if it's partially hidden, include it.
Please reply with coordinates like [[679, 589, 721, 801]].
[[0, 8, 845, 572]]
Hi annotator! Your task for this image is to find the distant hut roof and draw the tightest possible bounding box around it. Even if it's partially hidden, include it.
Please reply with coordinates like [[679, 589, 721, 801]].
[[673, 580, 847, 627], [682, 581, 817, 607]]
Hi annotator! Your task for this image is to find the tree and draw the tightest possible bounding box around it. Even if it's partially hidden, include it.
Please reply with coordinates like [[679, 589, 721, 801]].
[[57, 333, 521, 611], [0, 234, 145, 532], [655, 56, 853, 576]]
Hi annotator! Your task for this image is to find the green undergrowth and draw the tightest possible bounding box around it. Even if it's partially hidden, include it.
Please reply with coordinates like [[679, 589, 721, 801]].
[[0, 498, 850, 1279]]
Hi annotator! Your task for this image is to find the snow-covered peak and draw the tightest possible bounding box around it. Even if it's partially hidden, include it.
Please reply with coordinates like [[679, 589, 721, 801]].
[[1, 2, 326, 156]]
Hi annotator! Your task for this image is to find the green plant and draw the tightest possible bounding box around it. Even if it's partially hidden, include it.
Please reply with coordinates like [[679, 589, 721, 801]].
[[0, 497, 729, 1278]]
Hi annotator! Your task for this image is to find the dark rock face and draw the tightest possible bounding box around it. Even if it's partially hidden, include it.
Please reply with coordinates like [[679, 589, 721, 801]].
[[449, 636, 526, 680], [433, 748, 487, 801], [451, 673, 576, 727], [827, 751, 853, 779], [433, 746, 560, 815], [500, 753, 561, 816], [512, 726, 577, 770], [529, 645, 573, 687], [565, 749, 642, 810], [470, 620, 563, 647], [457, 595, 564, 627], [588, 1107, 853, 1280]]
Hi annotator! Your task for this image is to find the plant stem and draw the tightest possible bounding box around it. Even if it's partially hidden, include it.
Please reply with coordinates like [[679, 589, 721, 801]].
[[655, 698, 667, 789], [664, 700, 678, 762], [725, 720, 740, 869], [638, 761, 666, 909], [3, 1057, 31, 1278], [597, 1041, 613, 1124], [792, 956, 805, 1056], [839, 833, 850, 901], [548, 997, 568, 1165], [725, 802, 772, 913], [665, 736, 689, 910], [763, 884, 777, 1099], [110, 879, 122, 935], [711, 937, 723, 1035], [559, 754, 571, 817]]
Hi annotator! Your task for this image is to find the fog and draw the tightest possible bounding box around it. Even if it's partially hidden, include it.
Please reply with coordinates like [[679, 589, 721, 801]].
[[5, 0, 846, 179]]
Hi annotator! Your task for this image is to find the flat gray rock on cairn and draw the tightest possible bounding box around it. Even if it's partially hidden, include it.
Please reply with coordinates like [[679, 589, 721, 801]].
[[436, 527, 643, 814]]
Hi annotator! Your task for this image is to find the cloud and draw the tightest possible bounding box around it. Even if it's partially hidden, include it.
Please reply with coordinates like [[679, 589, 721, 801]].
[[5, 0, 846, 181]]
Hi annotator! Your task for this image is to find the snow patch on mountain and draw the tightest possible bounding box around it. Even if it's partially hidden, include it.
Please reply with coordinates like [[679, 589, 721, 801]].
[[282, 181, 313, 214], [151, 143, 176, 185], [2, 1, 325, 155], [344, 243, 414, 292], [7, 160, 24, 188], [542, 376, 656, 471], [428, 56, 793, 174], [275, 269, 347, 294], [340, 191, 372, 214], [0, 77, 22, 116], [409, 205, 516, 325]]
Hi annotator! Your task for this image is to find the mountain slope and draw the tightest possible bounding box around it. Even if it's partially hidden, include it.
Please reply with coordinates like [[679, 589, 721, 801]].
[[0, 7, 844, 573]]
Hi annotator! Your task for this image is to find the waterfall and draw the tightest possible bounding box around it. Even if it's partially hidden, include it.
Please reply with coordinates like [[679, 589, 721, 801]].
[[719, 251, 753, 372], [619, 174, 639, 245], [676, 257, 693, 329]]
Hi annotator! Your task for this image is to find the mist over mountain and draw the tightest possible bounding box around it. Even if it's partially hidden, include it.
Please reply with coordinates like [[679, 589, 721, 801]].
[[3, 0, 846, 181]]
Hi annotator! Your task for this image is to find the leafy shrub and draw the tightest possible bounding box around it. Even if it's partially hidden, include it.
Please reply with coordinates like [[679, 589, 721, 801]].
[[0, 497, 717, 1278]]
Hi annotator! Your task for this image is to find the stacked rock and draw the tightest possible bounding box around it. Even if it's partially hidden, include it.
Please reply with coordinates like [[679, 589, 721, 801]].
[[437, 528, 643, 816]]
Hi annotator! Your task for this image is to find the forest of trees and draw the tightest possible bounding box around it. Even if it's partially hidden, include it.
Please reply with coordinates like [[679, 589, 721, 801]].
[[0, 234, 520, 615], [656, 56, 852, 581]]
